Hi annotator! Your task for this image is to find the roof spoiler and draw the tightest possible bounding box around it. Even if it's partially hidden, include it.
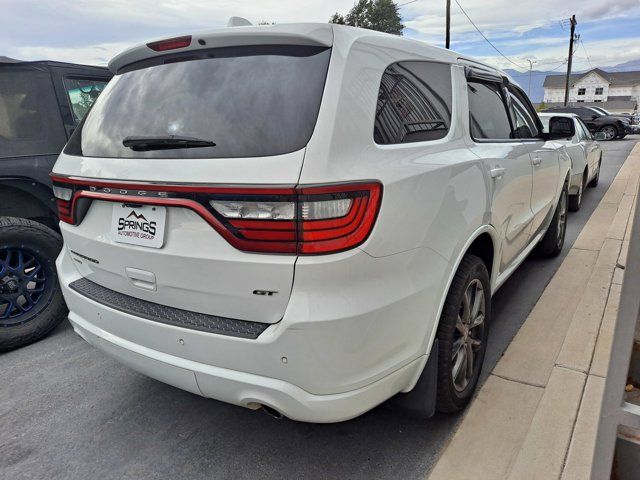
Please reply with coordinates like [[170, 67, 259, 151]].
[[108, 23, 333, 74]]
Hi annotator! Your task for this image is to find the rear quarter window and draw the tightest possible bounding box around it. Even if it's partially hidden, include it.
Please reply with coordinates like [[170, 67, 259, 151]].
[[374, 61, 452, 145]]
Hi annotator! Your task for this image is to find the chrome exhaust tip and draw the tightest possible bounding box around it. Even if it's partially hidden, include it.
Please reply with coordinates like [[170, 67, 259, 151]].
[[260, 404, 283, 420]]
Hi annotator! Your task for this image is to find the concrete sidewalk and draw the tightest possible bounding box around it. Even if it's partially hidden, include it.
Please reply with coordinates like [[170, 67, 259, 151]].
[[429, 143, 640, 480]]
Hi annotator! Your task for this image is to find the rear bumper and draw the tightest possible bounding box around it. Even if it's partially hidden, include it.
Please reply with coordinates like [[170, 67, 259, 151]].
[[57, 244, 449, 422], [69, 311, 423, 423]]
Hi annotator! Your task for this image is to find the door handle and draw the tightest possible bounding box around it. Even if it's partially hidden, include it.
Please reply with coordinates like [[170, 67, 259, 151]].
[[531, 156, 542, 166], [490, 167, 506, 179]]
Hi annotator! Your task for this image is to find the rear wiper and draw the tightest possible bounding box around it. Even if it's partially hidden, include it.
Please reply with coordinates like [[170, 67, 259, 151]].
[[122, 135, 216, 151]]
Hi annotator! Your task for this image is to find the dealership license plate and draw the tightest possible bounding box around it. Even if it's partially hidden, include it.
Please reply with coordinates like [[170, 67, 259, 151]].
[[110, 204, 166, 248]]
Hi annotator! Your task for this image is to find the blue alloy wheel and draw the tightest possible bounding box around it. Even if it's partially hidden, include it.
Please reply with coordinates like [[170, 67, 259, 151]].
[[0, 248, 47, 325]]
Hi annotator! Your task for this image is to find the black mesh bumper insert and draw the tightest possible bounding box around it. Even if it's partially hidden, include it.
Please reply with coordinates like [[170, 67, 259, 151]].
[[69, 278, 269, 339]]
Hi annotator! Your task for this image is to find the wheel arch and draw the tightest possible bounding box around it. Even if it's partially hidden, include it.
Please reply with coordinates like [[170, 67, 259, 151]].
[[405, 224, 499, 393], [0, 178, 58, 231]]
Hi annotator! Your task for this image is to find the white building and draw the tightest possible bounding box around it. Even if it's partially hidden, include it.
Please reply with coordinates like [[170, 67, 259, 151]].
[[543, 68, 639, 113]]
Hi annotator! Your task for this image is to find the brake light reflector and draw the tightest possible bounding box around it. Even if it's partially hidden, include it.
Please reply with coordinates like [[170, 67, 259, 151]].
[[147, 36, 192, 52]]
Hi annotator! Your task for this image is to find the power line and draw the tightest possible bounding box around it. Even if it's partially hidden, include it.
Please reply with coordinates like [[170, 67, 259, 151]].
[[454, 0, 528, 70], [580, 38, 594, 70]]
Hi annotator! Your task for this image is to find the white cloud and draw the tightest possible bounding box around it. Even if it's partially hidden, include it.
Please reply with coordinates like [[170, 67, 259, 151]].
[[2, 0, 640, 70]]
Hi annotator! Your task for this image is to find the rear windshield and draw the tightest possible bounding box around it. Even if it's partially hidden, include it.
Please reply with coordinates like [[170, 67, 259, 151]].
[[64, 45, 331, 159]]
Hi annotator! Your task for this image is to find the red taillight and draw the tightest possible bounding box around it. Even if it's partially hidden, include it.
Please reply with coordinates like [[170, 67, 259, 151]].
[[49, 175, 382, 255], [212, 182, 382, 254], [52, 185, 74, 224], [146, 35, 192, 52], [298, 183, 382, 254]]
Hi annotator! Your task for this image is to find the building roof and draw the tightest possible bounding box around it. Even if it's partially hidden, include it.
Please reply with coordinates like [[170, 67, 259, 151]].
[[543, 68, 640, 88]]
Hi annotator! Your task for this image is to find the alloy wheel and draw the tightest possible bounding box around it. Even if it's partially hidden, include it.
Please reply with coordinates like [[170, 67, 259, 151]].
[[452, 279, 486, 392], [0, 248, 47, 326], [600, 126, 617, 141]]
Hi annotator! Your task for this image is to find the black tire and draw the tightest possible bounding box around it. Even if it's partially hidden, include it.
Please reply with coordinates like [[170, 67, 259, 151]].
[[568, 171, 586, 212], [588, 158, 601, 188], [618, 134, 627, 139], [0, 217, 67, 351], [535, 183, 568, 257], [598, 124, 618, 141], [436, 255, 490, 413]]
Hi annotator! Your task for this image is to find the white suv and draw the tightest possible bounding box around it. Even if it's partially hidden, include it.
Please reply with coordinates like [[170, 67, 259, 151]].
[[51, 23, 572, 422]]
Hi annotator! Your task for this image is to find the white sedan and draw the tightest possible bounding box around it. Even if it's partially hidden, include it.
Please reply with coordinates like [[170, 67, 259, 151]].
[[539, 112, 603, 211]]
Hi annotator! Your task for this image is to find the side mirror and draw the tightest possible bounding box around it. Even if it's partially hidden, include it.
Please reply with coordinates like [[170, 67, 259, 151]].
[[547, 116, 575, 140], [594, 132, 606, 141]]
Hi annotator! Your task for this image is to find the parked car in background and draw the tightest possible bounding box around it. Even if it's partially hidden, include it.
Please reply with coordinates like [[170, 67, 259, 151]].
[[52, 23, 572, 422], [588, 106, 639, 126], [541, 106, 632, 140], [0, 58, 111, 350], [538, 112, 603, 211]]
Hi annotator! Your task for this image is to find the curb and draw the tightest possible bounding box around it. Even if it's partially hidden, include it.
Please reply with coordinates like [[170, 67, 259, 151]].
[[428, 143, 640, 480]]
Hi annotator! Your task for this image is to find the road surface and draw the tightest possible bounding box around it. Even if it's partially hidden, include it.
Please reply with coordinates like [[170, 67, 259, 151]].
[[1, 137, 637, 480]]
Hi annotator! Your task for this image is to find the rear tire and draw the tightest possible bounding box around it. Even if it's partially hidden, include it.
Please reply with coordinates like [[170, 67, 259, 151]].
[[568, 171, 586, 212], [436, 255, 490, 413], [0, 217, 67, 351], [535, 183, 568, 257]]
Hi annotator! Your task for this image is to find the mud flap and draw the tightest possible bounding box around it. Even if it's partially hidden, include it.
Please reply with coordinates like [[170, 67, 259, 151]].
[[389, 339, 438, 419]]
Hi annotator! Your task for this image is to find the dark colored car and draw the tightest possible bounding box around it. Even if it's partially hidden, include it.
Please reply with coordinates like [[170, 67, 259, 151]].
[[0, 58, 111, 350], [541, 106, 631, 140]]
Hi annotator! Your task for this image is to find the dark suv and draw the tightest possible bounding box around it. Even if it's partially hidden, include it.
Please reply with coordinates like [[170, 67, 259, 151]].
[[0, 58, 111, 350], [541, 106, 631, 140]]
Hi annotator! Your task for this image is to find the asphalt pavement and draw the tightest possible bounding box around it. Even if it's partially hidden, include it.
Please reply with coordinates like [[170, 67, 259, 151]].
[[1, 137, 638, 480]]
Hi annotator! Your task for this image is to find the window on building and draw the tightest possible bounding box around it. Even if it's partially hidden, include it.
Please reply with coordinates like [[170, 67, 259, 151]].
[[577, 88, 586, 95], [374, 61, 453, 144], [594, 100, 602, 103], [467, 82, 512, 140], [595, 87, 604, 95]]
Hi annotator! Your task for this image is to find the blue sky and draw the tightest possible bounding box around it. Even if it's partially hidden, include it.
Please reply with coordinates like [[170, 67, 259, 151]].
[[1, 0, 640, 72]]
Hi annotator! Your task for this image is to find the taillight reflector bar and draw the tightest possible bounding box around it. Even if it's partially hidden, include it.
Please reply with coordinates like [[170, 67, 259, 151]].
[[50, 175, 382, 255]]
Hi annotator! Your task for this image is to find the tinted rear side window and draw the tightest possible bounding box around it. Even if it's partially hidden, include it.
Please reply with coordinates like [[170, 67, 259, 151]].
[[65, 45, 331, 159], [63, 77, 108, 123], [0, 65, 67, 158], [468, 82, 512, 140], [374, 61, 452, 144]]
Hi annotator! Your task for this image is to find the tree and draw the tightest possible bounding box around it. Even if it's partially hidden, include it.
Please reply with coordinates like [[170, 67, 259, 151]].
[[329, 0, 404, 35], [536, 101, 548, 112]]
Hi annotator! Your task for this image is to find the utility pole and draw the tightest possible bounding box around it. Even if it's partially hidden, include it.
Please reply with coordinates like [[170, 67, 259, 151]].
[[527, 59, 536, 97], [445, 0, 451, 49], [563, 15, 578, 106]]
